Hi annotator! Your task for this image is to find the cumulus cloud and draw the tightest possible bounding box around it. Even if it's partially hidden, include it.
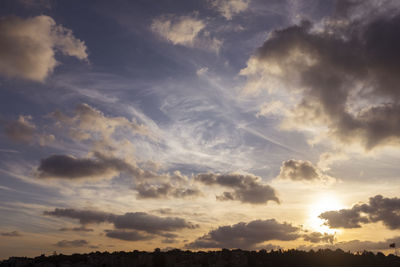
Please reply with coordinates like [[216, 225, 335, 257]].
[[36, 153, 142, 180], [105, 230, 153, 241], [186, 219, 299, 249], [151, 15, 222, 52], [112, 212, 197, 233], [303, 232, 335, 244], [210, 0, 249, 20], [195, 173, 279, 204], [44, 208, 197, 237], [0, 231, 21, 237], [240, 3, 400, 150], [44, 208, 112, 224], [0, 15, 87, 82], [320, 195, 400, 229], [55, 239, 88, 248], [136, 182, 202, 199], [2, 115, 36, 143], [278, 159, 334, 182], [36, 151, 203, 199]]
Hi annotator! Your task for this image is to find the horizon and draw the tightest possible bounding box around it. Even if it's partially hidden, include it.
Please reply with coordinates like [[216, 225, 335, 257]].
[[1, 0, 400, 260]]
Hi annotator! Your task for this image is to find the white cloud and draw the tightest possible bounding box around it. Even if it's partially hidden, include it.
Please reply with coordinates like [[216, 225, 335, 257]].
[[0, 15, 87, 82], [151, 15, 222, 52], [151, 15, 205, 46], [211, 0, 249, 20]]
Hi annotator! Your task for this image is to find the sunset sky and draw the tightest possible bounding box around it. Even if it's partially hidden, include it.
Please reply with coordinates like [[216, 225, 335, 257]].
[[1, 0, 400, 259]]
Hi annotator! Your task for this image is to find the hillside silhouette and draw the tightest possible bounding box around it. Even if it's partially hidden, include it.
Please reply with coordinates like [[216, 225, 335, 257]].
[[1, 248, 399, 267]]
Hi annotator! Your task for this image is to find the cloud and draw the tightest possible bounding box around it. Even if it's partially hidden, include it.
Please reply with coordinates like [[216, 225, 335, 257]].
[[136, 182, 202, 199], [36, 153, 140, 180], [195, 173, 279, 204], [50, 103, 148, 142], [55, 239, 88, 248], [0, 231, 21, 237], [320, 195, 400, 229], [186, 219, 299, 249], [240, 5, 400, 150], [277, 159, 334, 182], [151, 15, 222, 52], [256, 101, 286, 117], [58, 226, 93, 232], [151, 15, 204, 46], [2, 115, 55, 146], [44, 208, 197, 235], [0, 15, 87, 82], [299, 236, 400, 252], [105, 230, 153, 241], [210, 0, 249, 20], [112, 212, 197, 233], [303, 232, 335, 244], [44, 208, 112, 224], [36, 151, 203, 199], [2, 115, 36, 143]]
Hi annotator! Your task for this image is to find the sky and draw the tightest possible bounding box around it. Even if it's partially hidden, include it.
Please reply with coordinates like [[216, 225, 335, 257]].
[[1, 0, 400, 259]]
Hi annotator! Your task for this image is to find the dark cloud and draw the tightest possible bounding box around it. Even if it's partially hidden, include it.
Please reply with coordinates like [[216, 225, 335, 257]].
[[186, 219, 299, 249], [241, 5, 400, 150], [55, 239, 88, 248], [161, 238, 178, 244], [112, 212, 197, 233], [278, 159, 330, 182], [36, 153, 140, 180], [319, 208, 369, 229], [135, 182, 202, 199], [0, 231, 21, 237], [2, 115, 36, 143], [303, 232, 335, 244], [37, 150, 202, 200], [105, 230, 152, 241], [44, 208, 197, 235], [44, 208, 112, 225], [195, 173, 279, 204], [59, 226, 94, 232], [320, 195, 400, 229]]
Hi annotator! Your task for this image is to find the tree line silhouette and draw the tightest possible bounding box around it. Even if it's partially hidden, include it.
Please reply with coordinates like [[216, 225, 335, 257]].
[[1, 248, 400, 267]]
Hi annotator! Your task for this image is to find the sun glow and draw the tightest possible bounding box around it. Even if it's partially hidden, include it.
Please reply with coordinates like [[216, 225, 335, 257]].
[[306, 193, 344, 235]]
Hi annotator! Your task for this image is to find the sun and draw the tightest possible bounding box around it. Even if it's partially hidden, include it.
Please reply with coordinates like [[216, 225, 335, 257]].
[[306, 193, 344, 234]]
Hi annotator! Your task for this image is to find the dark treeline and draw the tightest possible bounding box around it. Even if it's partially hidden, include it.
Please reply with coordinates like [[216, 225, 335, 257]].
[[1, 248, 400, 267]]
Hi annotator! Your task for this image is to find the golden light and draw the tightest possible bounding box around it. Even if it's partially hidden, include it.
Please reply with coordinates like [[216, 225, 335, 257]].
[[306, 192, 344, 234]]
